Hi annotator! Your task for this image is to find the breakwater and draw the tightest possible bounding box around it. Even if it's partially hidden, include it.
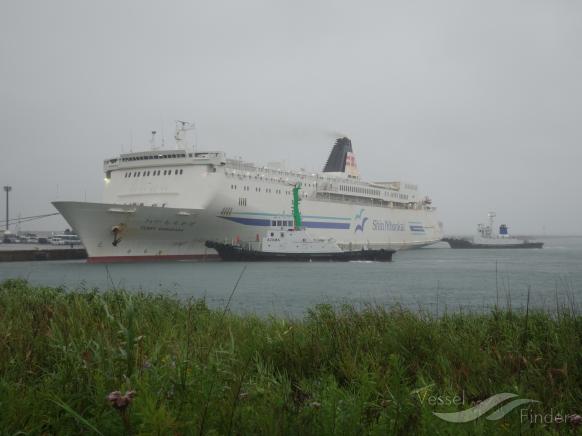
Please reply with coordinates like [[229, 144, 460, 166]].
[[0, 248, 87, 262]]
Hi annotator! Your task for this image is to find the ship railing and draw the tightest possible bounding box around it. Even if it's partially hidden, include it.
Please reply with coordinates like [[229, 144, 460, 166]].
[[239, 241, 261, 251], [314, 192, 433, 211], [316, 183, 338, 193], [316, 184, 395, 202]]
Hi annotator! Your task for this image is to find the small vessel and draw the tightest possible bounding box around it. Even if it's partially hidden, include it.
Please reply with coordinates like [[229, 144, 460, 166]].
[[206, 184, 395, 261], [443, 213, 543, 249]]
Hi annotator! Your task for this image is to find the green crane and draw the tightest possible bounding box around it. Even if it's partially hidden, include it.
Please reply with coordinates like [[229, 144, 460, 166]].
[[292, 183, 302, 230]]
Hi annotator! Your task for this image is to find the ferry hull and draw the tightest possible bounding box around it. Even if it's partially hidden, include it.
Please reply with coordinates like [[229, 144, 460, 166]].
[[54, 198, 442, 262], [443, 238, 544, 249]]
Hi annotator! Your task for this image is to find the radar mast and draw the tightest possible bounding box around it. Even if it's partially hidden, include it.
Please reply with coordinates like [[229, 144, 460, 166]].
[[174, 121, 196, 151]]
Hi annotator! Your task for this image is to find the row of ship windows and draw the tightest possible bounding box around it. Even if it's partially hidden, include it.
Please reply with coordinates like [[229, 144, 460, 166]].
[[272, 220, 293, 227], [270, 232, 287, 237], [231, 185, 309, 198], [230, 185, 299, 195], [339, 184, 409, 200], [124, 169, 184, 178], [121, 153, 189, 162], [226, 172, 316, 188], [229, 175, 407, 201], [228, 172, 410, 201], [340, 185, 381, 196]]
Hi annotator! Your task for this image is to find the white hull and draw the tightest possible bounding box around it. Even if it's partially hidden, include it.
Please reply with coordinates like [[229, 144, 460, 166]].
[[472, 236, 527, 246], [53, 199, 441, 262]]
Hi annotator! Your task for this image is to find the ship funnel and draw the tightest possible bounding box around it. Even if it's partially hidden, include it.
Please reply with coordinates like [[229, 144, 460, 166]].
[[323, 137, 359, 177]]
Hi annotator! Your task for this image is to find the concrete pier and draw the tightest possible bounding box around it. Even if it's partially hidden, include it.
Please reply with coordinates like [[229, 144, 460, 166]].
[[0, 244, 87, 262]]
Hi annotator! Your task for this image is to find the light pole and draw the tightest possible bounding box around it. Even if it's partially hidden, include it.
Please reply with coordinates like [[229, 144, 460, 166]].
[[3, 186, 11, 232]]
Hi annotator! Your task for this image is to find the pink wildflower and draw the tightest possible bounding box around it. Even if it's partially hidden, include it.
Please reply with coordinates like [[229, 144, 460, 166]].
[[107, 390, 136, 411]]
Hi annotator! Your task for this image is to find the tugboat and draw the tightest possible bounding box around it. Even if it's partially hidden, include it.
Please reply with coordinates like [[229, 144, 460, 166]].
[[205, 184, 395, 261], [443, 212, 543, 249]]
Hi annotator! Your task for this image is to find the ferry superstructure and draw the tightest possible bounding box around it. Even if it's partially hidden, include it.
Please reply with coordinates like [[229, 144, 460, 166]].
[[53, 127, 442, 262]]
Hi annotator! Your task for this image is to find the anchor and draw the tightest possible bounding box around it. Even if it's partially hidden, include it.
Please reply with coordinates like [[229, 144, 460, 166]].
[[111, 224, 125, 246]]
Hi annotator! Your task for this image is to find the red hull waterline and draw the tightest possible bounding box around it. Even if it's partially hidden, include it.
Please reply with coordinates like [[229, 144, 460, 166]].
[[86, 254, 220, 263]]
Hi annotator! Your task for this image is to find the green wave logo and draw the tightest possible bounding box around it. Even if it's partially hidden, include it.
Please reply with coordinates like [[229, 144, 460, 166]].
[[353, 208, 368, 233], [433, 393, 539, 423]]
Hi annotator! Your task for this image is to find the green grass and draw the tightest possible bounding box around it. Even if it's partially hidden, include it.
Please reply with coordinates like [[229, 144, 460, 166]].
[[0, 278, 581, 435]]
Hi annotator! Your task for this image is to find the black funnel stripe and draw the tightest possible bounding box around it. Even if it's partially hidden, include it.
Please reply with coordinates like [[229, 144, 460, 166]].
[[323, 137, 352, 172]]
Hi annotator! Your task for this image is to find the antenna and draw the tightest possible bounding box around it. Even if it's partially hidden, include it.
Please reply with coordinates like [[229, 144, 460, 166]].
[[194, 122, 198, 151], [487, 212, 497, 238], [488, 211, 496, 228]]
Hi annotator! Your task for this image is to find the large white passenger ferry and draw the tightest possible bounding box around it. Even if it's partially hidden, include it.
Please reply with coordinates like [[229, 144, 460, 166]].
[[53, 124, 443, 262]]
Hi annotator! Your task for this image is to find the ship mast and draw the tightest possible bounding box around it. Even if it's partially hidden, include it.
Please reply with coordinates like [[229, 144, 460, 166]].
[[174, 121, 196, 151], [488, 212, 496, 238]]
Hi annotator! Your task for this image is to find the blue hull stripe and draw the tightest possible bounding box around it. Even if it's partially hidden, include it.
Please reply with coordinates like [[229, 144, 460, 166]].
[[220, 216, 350, 229], [220, 217, 272, 226], [304, 221, 350, 229], [235, 211, 351, 221]]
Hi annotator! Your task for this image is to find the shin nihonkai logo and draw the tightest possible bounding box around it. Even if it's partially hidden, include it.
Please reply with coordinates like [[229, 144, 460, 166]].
[[353, 208, 368, 233]]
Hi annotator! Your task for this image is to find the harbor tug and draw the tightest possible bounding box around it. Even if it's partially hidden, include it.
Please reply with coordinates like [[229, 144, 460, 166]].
[[443, 212, 544, 249], [206, 184, 395, 261], [53, 123, 442, 262]]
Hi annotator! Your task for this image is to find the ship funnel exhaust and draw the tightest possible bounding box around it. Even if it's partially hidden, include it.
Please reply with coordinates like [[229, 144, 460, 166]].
[[323, 137, 359, 178]]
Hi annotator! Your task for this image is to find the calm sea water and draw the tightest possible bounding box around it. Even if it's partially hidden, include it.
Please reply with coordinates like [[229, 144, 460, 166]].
[[1, 237, 581, 317]]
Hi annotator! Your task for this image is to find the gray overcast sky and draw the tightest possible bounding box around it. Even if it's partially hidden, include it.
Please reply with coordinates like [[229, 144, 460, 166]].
[[1, 0, 581, 235]]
